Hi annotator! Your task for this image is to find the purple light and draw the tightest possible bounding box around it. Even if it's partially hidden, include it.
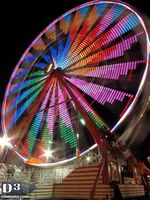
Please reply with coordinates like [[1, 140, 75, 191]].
[[57, 83, 73, 129], [47, 81, 57, 135], [66, 34, 141, 72], [65, 77, 133, 105], [66, 60, 144, 79]]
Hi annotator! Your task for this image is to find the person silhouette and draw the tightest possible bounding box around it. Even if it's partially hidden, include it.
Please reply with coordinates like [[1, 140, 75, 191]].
[[109, 182, 123, 200]]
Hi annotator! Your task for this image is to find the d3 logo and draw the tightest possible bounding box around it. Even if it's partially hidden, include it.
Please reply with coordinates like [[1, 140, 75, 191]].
[[2, 183, 21, 194]]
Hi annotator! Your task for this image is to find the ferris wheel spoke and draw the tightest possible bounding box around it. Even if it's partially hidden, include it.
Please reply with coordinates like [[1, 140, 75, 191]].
[[11, 75, 47, 91], [66, 4, 107, 57], [34, 62, 47, 69], [46, 80, 57, 138], [65, 60, 145, 81], [58, 10, 86, 67], [67, 10, 86, 46], [9, 75, 56, 136], [66, 80, 109, 131], [16, 79, 56, 155], [56, 73, 104, 145], [65, 14, 140, 68], [7, 86, 44, 130], [8, 81, 45, 114], [10, 76, 47, 95], [67, 4, 124, 61], [22, 113, 43, 155], [65, 32, 142, 72], [41, 121, 53, 150], [41, 54, 51, 63], [58, 36, 71, 69], [20, 142, 30, 157], [57, 82, 77, 149], [6, 78, 47, 118], [59, 12, 73, 34], [65, 77, 133, 106], [57, 39, 65, 64], [56, 72, 109, 132], [28, 69, 45, 77]]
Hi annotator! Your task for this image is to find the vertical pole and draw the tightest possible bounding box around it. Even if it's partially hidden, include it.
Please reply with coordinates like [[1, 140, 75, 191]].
[[76, 148, 80, 168], [101, 146, 109, 184], [76, 131, 81, 168], [117, 157, 123, 184]]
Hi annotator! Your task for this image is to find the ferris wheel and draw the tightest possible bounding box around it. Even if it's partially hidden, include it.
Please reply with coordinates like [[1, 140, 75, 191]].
[[2, 1, 149, 166]]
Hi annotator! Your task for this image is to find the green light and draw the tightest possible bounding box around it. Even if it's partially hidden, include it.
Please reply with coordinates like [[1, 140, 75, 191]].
[[42, 123, 53, 148], [29, 70, 44, 77], [59, 119, 77, 149]]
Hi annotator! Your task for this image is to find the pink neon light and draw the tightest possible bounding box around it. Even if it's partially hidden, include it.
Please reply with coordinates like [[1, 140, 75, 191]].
[[65, 77, 133, 105], [47, 81, 57, 135], [66, 60, 145, 79], [68, 5, 118, 59], [66, 34, 140, 72], [70, 85, 107, 129], [58, 83, 73, 129]]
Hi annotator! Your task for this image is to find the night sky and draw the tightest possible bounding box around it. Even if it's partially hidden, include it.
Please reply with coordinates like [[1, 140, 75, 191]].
[[0, 0, 149, 132]]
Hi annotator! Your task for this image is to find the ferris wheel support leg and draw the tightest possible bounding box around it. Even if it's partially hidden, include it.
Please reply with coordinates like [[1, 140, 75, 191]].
[[56, 71, 102, 145], [56, 71, 110, 182], [101, 149, 109, 184]]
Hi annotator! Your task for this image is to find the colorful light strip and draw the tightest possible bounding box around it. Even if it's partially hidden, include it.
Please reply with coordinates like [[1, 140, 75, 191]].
[[21, 80, 55, 155], [66, 33, 140, 71], [46, 80, 57, 136], [65, 77, 132, 105], [58, 83, 77, 148], [66, 60, 145, 79]]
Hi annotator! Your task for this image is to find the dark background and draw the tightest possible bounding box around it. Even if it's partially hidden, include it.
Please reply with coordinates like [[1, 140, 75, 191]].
[[0, 0, 149, 130]]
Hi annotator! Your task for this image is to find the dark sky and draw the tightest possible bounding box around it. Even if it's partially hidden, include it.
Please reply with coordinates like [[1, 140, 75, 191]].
[[0, 0, 149, 130]]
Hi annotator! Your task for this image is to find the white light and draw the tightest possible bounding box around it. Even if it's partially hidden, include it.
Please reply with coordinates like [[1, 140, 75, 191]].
[[86, 156, 91, 162], [15, 168, 21, 172], [44, 149, 53, 158], [47, 63, 53, 73], [80, 118, 85, 125], [77, 133, 79, 140], [0, 136, 10, 147]]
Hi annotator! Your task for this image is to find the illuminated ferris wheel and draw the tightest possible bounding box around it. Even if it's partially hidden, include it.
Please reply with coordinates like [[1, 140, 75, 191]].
[[2, 1, 149, 166]]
